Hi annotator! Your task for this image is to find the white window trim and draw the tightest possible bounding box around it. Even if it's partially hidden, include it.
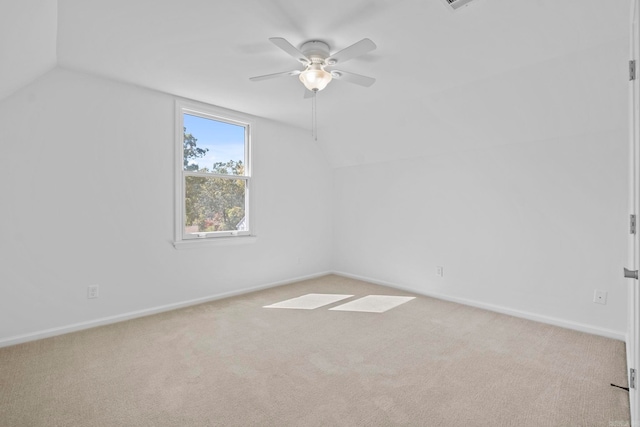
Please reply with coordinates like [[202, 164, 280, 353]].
[[173, 99, 256, 249]]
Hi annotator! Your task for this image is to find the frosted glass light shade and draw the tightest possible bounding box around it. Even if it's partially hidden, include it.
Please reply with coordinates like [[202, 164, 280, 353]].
[[299, 64, 332, 92]]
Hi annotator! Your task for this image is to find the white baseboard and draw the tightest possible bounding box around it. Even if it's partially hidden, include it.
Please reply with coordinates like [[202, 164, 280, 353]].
[[0, 271, 331, 348], [2, 270, 625, 347], [332, 271, 626, 341]]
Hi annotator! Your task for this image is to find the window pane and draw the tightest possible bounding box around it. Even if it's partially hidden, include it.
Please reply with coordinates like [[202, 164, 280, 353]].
[[183, 114, 245, 175], [184, 176, 246, 233]]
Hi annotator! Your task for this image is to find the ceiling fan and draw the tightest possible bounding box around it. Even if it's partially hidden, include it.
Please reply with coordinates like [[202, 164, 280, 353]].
[[249, 37, 377, 93]]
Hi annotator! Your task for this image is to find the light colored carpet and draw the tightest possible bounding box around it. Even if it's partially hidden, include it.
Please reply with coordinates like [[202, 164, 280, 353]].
[[0, 274, 630, 426]]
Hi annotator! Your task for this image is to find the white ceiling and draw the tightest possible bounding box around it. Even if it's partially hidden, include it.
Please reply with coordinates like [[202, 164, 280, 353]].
[[2, 0, 631, 167], [0, 0, 57, 100]]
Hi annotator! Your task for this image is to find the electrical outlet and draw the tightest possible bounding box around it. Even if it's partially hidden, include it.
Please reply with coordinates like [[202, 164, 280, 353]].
[[593, 290, 607, 305], [436, 266, 444, 278], [87, 285, 99, 299]]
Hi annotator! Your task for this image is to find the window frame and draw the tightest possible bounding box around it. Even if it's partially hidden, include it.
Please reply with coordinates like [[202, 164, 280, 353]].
[[174, 99, 255, 247]]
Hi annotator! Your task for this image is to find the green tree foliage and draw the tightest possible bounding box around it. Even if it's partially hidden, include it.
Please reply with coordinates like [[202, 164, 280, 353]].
[[183, 127, 208, 171], [183, 127, 245, 233]]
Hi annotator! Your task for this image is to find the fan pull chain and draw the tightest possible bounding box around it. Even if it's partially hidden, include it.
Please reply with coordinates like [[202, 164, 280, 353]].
[[312, 89, 318, 141]]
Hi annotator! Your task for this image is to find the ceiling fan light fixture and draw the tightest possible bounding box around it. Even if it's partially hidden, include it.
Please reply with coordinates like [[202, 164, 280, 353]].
[[299, 63, 332, 92]]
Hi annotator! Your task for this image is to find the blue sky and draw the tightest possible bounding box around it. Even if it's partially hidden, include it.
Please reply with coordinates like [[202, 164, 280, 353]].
[[183, 113, 245, 170]]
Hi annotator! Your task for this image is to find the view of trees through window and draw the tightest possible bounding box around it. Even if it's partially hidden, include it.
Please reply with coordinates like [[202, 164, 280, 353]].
[[182, 114, 247, 235]]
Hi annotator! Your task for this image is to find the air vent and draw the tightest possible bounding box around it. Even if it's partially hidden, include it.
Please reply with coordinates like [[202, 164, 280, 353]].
[[440, 0, 478, 11]]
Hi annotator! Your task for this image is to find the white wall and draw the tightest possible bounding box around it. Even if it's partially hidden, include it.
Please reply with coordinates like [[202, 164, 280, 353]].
[[331, 36, 630, 338], [333, 129, 628, 337], [0, 33, 629, 343], [0, 68, 333, 343]]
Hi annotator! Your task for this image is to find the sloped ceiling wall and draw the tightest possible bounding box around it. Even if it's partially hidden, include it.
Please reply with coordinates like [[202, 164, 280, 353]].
[[1, 1, 629, 168], [51, 0, 629, 168], [0, 0, 57, 100], [326, 38, 627, 167]]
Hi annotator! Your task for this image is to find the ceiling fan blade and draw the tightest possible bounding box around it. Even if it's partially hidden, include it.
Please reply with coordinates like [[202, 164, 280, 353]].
[[330, 70, 376, 87], [326, 38, 376, 65], [249, 69, 302, 81], [269, 37, 310, 64]]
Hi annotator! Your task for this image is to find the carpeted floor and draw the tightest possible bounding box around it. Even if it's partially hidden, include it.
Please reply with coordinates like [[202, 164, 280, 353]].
[[0, 275, 630, 426]]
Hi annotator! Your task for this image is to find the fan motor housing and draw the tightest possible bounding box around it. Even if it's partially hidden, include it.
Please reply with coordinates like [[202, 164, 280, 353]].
[[300, 40, 330, 63]]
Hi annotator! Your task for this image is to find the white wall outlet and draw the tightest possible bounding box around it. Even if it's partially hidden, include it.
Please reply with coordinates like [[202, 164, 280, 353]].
[[593, 290, 607, 305], [87, 285, 99, 299], [436, 266, 444, 278]]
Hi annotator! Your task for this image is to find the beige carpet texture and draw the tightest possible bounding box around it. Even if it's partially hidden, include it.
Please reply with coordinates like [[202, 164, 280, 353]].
[[0, 275, 631, 426]]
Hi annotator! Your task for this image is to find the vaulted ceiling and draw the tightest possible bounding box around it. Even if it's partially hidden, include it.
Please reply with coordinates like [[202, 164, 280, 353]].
[[1, 0, 630, 167], [0, 1, 57, 101]]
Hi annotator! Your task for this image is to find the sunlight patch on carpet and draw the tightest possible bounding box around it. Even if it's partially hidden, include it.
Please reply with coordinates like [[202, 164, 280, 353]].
[[263, 294, 354, 310], [329, 295, 415, 313]]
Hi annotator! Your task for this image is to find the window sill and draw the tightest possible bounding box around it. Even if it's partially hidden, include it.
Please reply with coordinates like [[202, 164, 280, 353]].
[[172, 235, 258, 250]]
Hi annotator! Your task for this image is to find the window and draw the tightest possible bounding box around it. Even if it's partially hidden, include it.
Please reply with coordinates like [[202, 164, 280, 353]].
[[175, 100, 252, 245]]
